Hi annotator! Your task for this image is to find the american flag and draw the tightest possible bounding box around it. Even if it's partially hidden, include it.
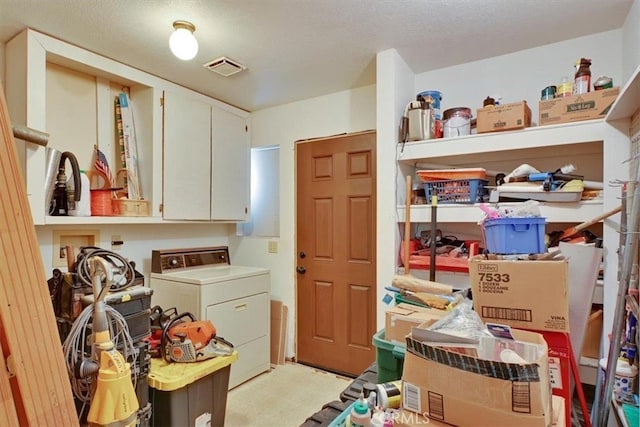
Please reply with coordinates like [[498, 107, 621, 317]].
[[94, 146, 113, 187]]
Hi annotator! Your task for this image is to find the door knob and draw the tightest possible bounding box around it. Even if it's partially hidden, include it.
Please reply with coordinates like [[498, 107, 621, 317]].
[[296, 266, 306, 274], [299, 251, 306, 259]]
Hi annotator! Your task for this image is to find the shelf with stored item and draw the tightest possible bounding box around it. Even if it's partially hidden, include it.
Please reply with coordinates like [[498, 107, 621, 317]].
[[396, 119, 609, 224], [5, 28, 163, 225], [5, 28, 251, 225]]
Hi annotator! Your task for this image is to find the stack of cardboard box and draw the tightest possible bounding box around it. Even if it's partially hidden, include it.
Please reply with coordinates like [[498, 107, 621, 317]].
[[383, 257, 571, 425], [398, 321, 556, 426], [468, 256, 573, 425]]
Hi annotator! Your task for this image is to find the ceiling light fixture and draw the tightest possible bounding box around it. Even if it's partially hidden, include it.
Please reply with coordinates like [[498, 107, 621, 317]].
[[169, 20, 198, 61]]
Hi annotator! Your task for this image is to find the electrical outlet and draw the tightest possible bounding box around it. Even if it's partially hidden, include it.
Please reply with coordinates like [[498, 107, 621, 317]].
[[268, 240, 278, 253], [53, 230, 99, 268]]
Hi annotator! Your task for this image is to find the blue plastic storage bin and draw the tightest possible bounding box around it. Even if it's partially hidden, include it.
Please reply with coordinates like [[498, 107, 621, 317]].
[[483, 217, 546, 254], [423, 179, 488, 204]]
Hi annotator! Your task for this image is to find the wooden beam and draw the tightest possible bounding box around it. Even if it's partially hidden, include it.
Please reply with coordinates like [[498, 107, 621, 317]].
[[0, 82, 78, 425], [0, 329, 19, 426]]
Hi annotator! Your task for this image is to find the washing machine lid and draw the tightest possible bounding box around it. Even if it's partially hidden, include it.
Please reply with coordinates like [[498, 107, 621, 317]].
[[150, 264, 269, 285]]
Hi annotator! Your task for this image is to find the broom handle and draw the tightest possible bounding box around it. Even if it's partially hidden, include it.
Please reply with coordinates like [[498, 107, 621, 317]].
[[404, 175, 412, 275], [574, 205, 621, 232]]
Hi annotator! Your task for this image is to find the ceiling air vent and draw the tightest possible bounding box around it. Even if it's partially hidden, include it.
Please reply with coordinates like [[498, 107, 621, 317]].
[[203, 56, 247, 77]]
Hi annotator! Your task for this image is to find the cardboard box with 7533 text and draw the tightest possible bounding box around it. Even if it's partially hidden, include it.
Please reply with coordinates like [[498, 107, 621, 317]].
[[469, 256, 569, 332]]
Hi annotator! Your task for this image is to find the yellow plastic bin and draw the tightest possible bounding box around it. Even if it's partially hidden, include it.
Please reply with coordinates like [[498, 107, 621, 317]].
[[148, 351, 238, 427]]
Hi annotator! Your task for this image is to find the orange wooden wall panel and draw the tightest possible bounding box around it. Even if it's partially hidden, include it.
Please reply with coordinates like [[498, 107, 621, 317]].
[[0, 83, 78, 425]]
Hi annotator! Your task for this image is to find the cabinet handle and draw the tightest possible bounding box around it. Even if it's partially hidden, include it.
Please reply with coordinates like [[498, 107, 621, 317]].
[[234, 303, 247, 311]]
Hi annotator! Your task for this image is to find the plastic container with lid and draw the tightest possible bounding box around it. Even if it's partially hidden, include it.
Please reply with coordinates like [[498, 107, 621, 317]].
[[442, 107, 471, 138], [541, 85, 557, 100], [593, 75, 613, 90], [557, 76, 574, 97], [574, 58, 592, 94], [417, 90, 442, 119], [350, 393, 371, 426], [417, 91, 443, 138], [148, 351, 238, 427], [598, 357, 638, 395]]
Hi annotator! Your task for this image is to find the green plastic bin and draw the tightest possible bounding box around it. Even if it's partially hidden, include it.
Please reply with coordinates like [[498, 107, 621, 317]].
[[372, 329, 406, 383]]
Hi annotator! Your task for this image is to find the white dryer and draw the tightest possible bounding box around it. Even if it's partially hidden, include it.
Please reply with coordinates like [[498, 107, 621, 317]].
[[149, 246, 270, 389]]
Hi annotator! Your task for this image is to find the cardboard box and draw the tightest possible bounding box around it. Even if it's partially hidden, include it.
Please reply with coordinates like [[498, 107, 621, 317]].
[[538, 87, 619, 126], [393, 409, 453, 426], [401, 327, 553, 427], [581, 309, 603, 359], [476, 101, 532, 133], [469, 256, 570, 332], [385, 303, 446, 344], [394, 396, 564, 426], [270, 300, 287, 365]]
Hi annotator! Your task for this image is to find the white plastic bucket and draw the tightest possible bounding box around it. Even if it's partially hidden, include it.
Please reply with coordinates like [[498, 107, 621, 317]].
[[599, 357, 638, 394]]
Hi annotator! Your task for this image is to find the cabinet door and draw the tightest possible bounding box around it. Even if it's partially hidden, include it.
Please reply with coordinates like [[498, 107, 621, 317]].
[[210, 106, 249, 220], [163, 90, 211, 220]]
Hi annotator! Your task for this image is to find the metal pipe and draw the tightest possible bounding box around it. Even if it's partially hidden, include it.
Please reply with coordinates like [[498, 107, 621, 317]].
[[594, 172, 640, 426], [12, 124, 49, 146], [591, 183, 627, 423], [429, 195, 437, 281]]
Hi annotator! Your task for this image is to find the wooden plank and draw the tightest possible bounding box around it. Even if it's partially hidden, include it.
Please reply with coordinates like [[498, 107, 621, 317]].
[[279, 304, 288, 365], [270, 300, 287, 366], [0, 328, 19, 427], [0, 82, 78, 425]]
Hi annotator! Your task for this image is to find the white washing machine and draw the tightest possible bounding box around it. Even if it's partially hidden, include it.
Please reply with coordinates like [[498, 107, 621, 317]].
[[149, 246, 270, 389]]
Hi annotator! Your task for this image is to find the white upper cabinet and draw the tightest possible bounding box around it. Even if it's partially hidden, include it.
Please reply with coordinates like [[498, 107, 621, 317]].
[[162, 91, 212, 220], [162, 90, 250, 221], [5, 28, 250, 225], [210, 106, 250, 221]]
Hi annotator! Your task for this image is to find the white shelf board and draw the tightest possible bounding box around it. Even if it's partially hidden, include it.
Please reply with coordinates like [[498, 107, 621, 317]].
[[44, 215, 165, 225], [579, 356, 599, 386], [397, 120, 605, 163], [606, 63, 640, 121], [397, 200, 603, 223]]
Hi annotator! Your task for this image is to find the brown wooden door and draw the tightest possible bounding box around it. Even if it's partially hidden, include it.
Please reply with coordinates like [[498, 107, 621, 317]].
[[296, 131, 376, 376]]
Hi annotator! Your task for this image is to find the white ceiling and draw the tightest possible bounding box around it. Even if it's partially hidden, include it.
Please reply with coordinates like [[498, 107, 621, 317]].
[[0, 0, 633, 112]]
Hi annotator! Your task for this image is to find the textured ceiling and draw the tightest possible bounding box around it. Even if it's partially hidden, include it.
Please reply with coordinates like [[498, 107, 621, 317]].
[[0, 0, 634, 112]]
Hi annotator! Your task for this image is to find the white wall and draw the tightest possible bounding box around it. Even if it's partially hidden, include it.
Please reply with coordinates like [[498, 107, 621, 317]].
[[375, 49, 415, 332], [414, 30, 623, 124], [37, 223, 232, 283], [622, 0, 640, 79], [230, 84, 377, 358]]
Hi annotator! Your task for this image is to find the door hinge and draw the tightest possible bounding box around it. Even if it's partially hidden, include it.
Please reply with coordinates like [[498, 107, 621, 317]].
[[245, 125, 248, 132], [160, 96, 164, 107], [159, 203, 163, 213]]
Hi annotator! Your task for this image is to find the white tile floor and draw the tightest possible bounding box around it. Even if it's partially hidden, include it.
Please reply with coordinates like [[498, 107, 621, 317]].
[[225, 363, 351, 426]]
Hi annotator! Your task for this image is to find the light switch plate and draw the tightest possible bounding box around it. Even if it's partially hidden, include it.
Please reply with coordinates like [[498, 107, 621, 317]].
[[268, 240, 278, 253]]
